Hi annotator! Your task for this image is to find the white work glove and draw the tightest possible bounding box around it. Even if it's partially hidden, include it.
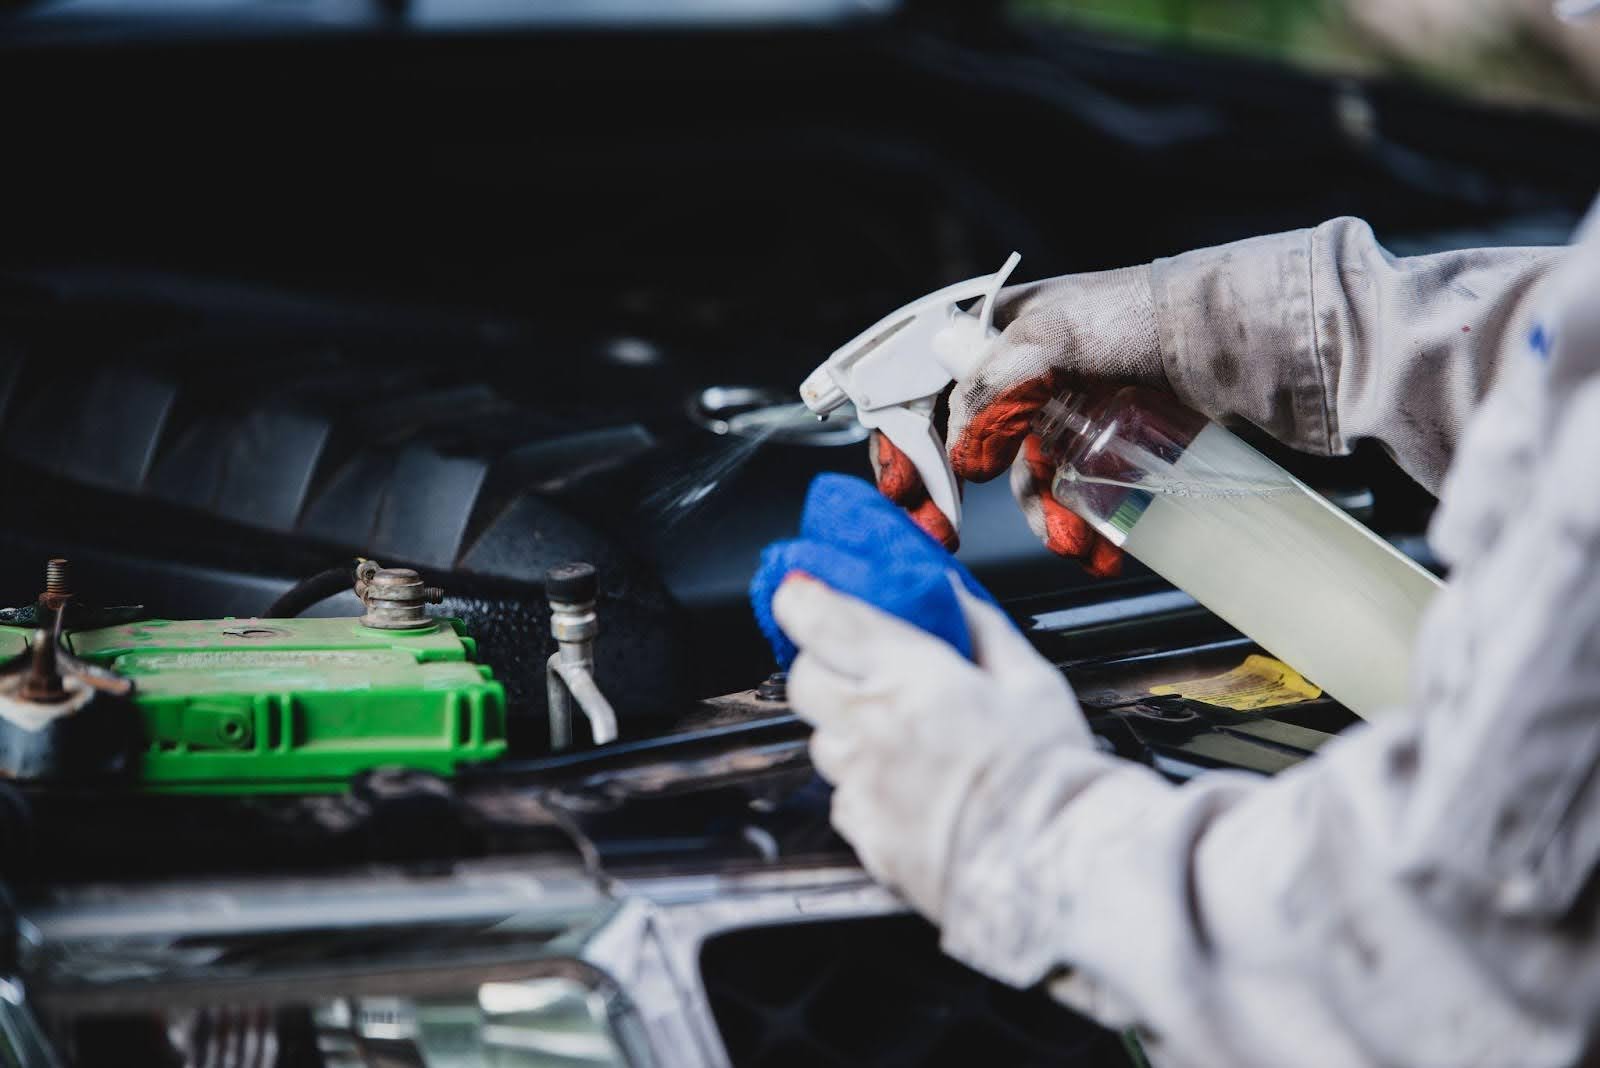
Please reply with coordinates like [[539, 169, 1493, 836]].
[[869, 265, 1163, 577], [771, 571, 1098, 972]]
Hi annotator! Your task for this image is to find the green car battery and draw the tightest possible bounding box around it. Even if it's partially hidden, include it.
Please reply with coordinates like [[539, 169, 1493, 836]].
[[55, 615, 508, 794]]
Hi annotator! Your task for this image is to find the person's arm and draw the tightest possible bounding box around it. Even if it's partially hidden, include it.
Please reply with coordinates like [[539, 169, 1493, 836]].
[[872, 220, 1563, 562], [1152, 217, 1561, 492], [1027, 378, 1600, 1068], [775, 369, 1600, 1068]]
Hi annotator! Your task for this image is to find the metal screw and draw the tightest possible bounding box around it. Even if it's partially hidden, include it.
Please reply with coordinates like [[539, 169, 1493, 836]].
[[756, 672, 788, 702], [44, 559, 68, 597]]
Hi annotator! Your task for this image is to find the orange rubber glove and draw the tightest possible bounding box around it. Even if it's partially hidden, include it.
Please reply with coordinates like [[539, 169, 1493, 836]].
[[868, 264, 1165, 577]]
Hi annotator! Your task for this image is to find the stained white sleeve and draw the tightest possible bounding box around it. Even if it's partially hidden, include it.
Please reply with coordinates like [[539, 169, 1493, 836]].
[[935, 373, 1600, 1068], [1149, 218, 1561, 493]]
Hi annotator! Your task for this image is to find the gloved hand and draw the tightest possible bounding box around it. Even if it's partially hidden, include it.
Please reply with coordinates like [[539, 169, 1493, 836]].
[[870, 264, 1164, 577], [772, 570, 1100, 970]]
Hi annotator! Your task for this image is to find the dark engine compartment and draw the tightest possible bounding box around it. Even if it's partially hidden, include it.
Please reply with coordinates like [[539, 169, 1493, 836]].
[[2, 2, 1596, 747], [2, 13, 1595, 1065]]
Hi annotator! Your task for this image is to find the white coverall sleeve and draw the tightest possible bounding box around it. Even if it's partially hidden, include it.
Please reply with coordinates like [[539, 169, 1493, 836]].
[[934, 219, 1600, 1068], [1150, 218, 1560, 493]]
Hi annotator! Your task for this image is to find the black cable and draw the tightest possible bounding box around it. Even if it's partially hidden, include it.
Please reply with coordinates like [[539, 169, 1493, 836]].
[[263, 565, 354, 619]]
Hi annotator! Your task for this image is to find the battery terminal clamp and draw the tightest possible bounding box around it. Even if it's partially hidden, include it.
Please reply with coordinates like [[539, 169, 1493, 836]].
[[0, 559, 139, 780], [355, 562, 444, 631]]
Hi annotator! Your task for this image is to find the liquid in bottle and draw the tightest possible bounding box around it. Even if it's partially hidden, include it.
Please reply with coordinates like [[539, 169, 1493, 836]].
[[1034, 387, 1440, 720]]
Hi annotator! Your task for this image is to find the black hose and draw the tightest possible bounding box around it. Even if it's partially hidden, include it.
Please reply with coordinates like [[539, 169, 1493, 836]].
[[264, 565, 355, 619]]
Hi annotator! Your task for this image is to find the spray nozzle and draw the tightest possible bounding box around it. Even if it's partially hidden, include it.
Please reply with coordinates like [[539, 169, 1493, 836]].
[[799, 253, 1021, 533]]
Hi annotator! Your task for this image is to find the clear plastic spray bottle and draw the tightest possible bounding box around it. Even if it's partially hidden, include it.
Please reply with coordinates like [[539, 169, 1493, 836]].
[[801, 254, 1442, 720], [1033, 386, 1441, 720]]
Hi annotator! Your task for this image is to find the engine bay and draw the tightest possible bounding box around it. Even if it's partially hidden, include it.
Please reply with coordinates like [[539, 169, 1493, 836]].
[[2, 3, 1598, 1064]]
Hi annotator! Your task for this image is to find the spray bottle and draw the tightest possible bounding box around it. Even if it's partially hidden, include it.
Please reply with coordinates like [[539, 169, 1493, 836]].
[[800, 255, 1441, 720]]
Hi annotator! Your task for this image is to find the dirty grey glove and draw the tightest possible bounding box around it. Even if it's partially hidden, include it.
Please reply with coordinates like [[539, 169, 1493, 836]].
[[770, 568, 1271, 1057], [870, 264, 1162, 574], [772, 572, 1099, 959]]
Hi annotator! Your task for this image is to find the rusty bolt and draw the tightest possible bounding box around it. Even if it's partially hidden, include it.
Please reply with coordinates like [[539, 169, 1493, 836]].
[[45, 559, 68, 596]]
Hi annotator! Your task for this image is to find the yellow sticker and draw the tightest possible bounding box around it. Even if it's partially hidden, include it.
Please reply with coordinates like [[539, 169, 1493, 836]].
[[1149, 654, 1321, 712]]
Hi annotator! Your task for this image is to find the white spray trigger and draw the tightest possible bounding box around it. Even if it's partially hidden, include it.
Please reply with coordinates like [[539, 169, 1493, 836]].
[[978, 251, 1020, 335], [799, 253, 1022, 536]]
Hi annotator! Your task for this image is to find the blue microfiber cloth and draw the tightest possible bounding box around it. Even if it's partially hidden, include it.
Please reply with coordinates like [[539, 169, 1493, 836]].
[[749, 473, 1001, 667]]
